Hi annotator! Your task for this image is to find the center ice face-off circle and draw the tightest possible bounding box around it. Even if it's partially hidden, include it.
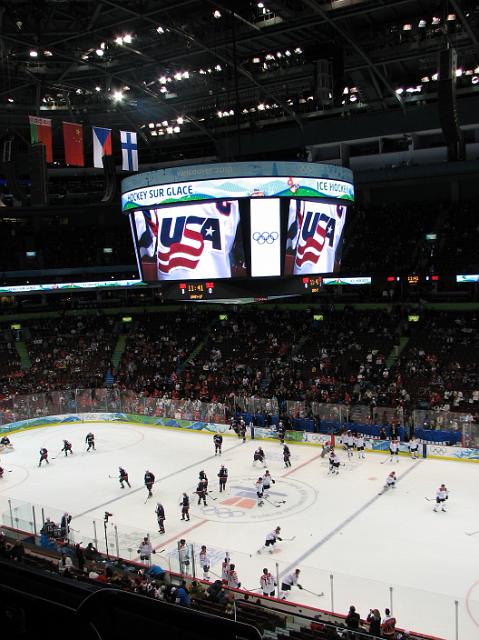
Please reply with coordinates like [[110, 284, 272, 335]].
[[199, 474, 318, 523]]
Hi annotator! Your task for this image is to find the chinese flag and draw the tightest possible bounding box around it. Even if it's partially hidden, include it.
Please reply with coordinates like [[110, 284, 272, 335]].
[[62, 122, 84, 166]]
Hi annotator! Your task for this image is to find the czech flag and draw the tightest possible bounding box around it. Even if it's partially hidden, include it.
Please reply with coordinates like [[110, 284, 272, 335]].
[[92, 126, 112, 168]]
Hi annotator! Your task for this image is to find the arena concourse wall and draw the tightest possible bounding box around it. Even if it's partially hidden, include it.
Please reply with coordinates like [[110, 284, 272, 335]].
[[1, 412, 478, 463]]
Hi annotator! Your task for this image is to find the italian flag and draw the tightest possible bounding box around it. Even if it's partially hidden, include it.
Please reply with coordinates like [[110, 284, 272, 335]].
[[29, 116, 53, 163]]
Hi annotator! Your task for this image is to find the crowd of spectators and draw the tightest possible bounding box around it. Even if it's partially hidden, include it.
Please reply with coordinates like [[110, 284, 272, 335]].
[[0, 309, 478, 428]]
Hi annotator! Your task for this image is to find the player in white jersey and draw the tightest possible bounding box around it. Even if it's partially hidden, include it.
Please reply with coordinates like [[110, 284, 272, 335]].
[[260, 568, 277, 597], [343, 431, 354, 459], [328, 451, 340, 475], [135, 201, 242, 281], [199, 545, 211, 580], [389, 439, 400, 463], [285, 200, 347, 275], [280, 569, 303, 600], [262, 470, 275, 497], [255, 477, 264, 506], [433, 484, 449, 512], [378, 471, 396, 495], [258, 526, 282, 554], [408, 437, 419, 460], [354, 434, 365, 459]]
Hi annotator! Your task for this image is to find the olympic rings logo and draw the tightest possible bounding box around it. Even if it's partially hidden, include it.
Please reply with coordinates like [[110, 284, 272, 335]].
[[202, 506, 245, 519], [430, 446, 447, 455], [252, 232, 279, 244]]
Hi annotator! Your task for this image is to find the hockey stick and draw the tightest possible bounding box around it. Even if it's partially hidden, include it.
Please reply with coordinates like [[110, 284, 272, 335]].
[[282, 536, 296, 541], [302, 587, 324, 597], [264, 496, 285, 508], [144, 494, 153, 504], [465, 530, 479, 536], [380, 457, 390, 464], [108, 474, 119, 479], [51, 450, 63, 460], [424, 497, 434, 501]]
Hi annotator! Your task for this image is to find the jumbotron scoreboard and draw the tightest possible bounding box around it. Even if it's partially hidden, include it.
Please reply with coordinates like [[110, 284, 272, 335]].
[[121, 161, 355, 298]]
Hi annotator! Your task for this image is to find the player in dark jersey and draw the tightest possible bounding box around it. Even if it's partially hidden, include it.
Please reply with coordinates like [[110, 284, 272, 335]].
[[196, 479, 208, 506], [283, 445, 291, 468], [239, 422, 247, 443], [218, 465, 228, 492], [85, 432, 95, 451], [213, 433, 223, 455], [61, 440, 73, 456], [253, 447, 266, 467], [39, 448, 49, 467], [156, 503, 166, 534], [119, 467, 131, 488], [180, 493, 190, 521], [144, 470, 155, 498]]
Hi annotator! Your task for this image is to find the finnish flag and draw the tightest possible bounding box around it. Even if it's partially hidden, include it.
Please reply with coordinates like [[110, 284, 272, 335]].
[[120, 130, 138, 171]]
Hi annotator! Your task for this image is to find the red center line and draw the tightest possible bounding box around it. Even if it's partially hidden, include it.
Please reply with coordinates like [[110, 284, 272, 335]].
[[281, 452, 324, 478]]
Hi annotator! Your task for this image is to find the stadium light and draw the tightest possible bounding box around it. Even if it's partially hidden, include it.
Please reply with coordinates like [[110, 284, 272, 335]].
[[123, 34, 132, 44], [395, 87, 404, 95], [213, 10, 221, 18], [29, 49, 38, 57], [112, 90, 123, 102], [96, 48, 104, 57], [95, 85, 101, 92], [156, 26, 165, 34], [173, 126, 180, 133], [456, 68, 463, 77], [177, 116, 184, 124], [472, 76, 479, 85], [252, 57, 260, 63], [44, 50, 53, 56], [7, 98, 14, 103]]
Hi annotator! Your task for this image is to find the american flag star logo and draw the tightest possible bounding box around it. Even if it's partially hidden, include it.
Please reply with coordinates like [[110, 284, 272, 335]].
[[158, 219, 204, 273]]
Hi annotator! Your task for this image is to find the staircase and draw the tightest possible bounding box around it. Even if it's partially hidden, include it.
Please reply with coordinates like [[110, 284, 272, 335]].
[[15, 340, 31, 370], [104, 334, 127, 386], [385, 336, 409, 369], [111, 335, 127, 369]]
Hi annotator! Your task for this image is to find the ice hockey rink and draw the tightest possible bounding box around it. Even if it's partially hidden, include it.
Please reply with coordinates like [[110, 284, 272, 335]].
[[0, 422, 478, 640]]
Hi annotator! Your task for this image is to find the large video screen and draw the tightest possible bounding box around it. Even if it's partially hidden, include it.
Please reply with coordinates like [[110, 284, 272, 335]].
[[131, 197, 348, 282], [132, 200, 246, 281], [285, 200, 347, 275]]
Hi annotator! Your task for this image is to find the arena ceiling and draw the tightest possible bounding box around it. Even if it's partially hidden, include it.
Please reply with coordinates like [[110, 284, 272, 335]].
[[1, 0, 479, 161]]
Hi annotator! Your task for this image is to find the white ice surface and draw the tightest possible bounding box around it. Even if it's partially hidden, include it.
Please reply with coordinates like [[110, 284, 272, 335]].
[[0, 422, 478, 640]]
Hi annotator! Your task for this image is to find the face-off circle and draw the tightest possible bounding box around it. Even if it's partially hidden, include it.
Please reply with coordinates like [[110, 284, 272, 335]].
[[199, 474, 317, 523]]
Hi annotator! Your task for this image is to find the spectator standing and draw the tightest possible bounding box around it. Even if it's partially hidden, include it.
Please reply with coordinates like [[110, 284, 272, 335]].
[[381, 608, 397, 638], [366, 609, 381, 636], [346, 605, 360, 629]]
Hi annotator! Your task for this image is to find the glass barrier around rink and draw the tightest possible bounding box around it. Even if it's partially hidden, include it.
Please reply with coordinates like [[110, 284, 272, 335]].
[[0, 388, 226, 427], [159, 538, 474, 640]]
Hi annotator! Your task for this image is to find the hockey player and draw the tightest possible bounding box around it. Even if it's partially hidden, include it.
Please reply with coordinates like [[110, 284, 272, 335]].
[[433, 484, 449, 513], [196, 479, 208, 506], [354, 434, 365, 459], [138, 536, 155, 562], [85, 432, 95, 452], [379, 471, 396, 495], [213, 433, 223, 455], [320, 440, 333, 458], [255, 477, 264, 506], [253, 447, 266, 467], [329, 451, 340, 475], [119, 466, 131, 488], [155, 503, 166, 534], [409, 437, 419, 460], [239, 422, 247, 443], [199, 469, 208, 486], [258, 526, 282, 554], [144, 470, 155, 498], [180, 493, 190, 521], [389, 438, 400, 463], [283, 444, 291, 468], [178, 539, 190, 574], [277, 421, 286, 444], [280, 569, 303, 600], [60, 512, 72, 539], [39, 447, 49, 467], [260, 567, 277, 597], [61, 440, 73, 457], [226, 563, 241, 589], [199, 545, 211, 580], [221, 554, 231, 582], [0, 466, 4, 479], [0, 436, 12, 449], [218, 465, 228, 492], [262, 470, 276, 497], [343, 430, 354, 460]]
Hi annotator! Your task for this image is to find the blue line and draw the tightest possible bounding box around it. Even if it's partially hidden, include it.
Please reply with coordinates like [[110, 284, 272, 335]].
[[279, 461, 421, 577]]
